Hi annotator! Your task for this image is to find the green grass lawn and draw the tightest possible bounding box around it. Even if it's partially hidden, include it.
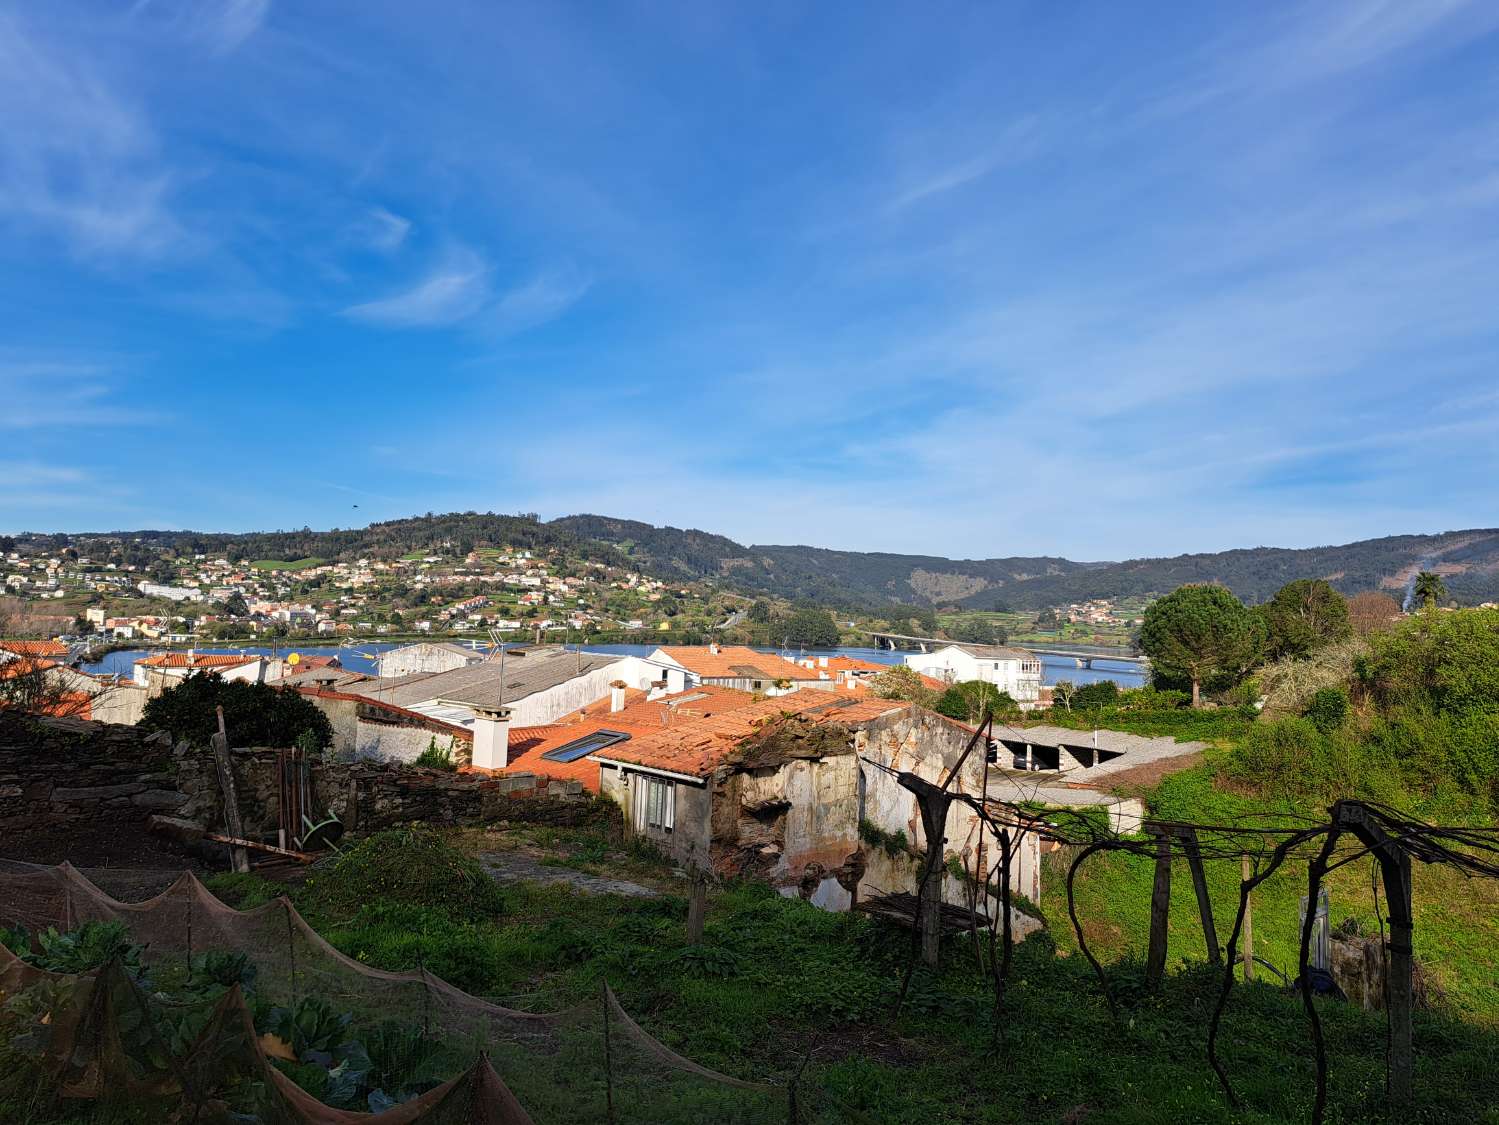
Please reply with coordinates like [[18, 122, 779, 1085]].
[[251, 557, 327, 571], [5, 818, 1497, 1123], [1046, 763, 1499, 1027], [191, 824, 1499, 1124]]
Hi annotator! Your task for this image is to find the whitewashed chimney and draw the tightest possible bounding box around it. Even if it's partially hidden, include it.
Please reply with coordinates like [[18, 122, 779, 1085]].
[[470, 705, 513, 769], [610, 679, 627, 713], [709, 642, 719, 655]]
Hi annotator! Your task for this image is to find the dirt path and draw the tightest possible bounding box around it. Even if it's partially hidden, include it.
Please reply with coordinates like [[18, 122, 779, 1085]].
[[478, 851, 660, 898]]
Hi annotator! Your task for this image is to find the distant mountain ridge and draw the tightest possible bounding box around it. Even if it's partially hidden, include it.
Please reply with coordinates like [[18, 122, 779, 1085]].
[[548, 515, 1499, 610], [20, 514, 1499, 611]]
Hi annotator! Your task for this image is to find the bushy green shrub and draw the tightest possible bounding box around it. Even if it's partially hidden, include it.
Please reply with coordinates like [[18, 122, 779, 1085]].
[[413, 737, 456, 771], [1072, 680, 1119, 709], [933, 681, 1016, 723], [1303, 686, 1349, 733], [141, 672, 332, 750], [311, 827, 505, 922]]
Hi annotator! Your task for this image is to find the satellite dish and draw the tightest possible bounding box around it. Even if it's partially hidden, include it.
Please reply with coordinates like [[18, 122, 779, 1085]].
[[288, 652, 301, 666]]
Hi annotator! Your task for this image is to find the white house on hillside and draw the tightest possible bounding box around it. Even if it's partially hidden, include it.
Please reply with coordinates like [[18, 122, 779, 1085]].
[[903, 643, 1043, 707]]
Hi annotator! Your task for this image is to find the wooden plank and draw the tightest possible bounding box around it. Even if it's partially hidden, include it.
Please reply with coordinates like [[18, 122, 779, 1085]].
[[205, 833, 318, 863], [1177, 828, 1221, 964], [1145, 828, 1172, 989], [211, 706, 251, 874]]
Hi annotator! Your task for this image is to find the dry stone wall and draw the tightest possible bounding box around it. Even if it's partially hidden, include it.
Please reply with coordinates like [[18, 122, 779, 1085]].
[[0, 712, 185, 837], [0, 710, 595, 863]]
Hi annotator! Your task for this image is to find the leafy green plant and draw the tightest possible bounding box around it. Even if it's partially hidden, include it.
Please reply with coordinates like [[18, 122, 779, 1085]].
[[0, 924, 29, 956], [1304, 686, 1350, 733], [25, 921, 145, 978], [188, 950, 258, 994], [858, 818, 911, 860], [669, 944, 741, 979], [264, 995, 354, 1056], [414, 736, 456, 771], [315, 826, 505, 922]]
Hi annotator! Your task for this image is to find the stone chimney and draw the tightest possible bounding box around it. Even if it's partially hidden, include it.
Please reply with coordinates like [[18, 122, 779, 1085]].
[[470, 705, 513, 769], [610, 679, 628, 713]]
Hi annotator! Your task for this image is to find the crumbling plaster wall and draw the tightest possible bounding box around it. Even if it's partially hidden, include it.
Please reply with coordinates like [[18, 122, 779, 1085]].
[[858, 710, 1044, 908], [717, 754, 864, 908]]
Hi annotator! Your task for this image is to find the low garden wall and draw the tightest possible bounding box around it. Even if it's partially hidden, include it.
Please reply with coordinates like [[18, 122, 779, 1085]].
[[0, 711, 184, 837], [173, 745, 593, 839]]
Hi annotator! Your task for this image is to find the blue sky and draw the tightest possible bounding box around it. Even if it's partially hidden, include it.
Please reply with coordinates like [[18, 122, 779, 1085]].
[[3, 1, 1498, 560]]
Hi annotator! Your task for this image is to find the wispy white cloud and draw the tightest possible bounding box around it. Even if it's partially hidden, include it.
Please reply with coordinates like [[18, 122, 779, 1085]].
[[1249, 0, 1499, 86], [0, 353, 166, 430], [0, 10, 182, 258], [483, 267, 592, 337], [128, 0, 270, 56], [358, 206, 412, 252], [342, 247, 490, 327]]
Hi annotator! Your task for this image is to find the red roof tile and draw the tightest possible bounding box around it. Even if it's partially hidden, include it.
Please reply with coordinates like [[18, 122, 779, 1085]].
[[591, 688, 910, 778], [0, 640, 67, 658], [136, 652, 259, 670], [655, 646, 827, 683]]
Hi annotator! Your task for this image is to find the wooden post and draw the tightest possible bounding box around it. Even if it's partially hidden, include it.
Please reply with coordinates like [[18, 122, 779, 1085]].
[[1178, 828, 1221, 964], [341, 777, 359, 832], [1334, 801, 1415, 1103], [211, 706, 251, 874], [1385, 848, 1414, 1102], [1145, 827, 1172, 989], [686, 868, 708, 945], [601, 981, 616, 1123], [1241, 855, 1254, 982]]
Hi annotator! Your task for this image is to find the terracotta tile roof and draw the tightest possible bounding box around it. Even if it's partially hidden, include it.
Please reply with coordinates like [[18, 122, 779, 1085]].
[[591, 688, 911, 778], [489, 723, 613, 789], [655, 645, 827, 683], [0, 656, 60, 678], [136, 652, 259, 670], [553, 684, 759, 729], [0, 640, 68, 658]]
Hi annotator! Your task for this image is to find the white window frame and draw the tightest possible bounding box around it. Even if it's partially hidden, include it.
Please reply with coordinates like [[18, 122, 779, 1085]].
[[633, 774, 675, 833]]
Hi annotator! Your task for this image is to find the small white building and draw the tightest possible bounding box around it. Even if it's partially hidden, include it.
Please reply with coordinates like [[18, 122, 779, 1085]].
[[376, 641, 489, 678], [903, 644, 1043, 707]]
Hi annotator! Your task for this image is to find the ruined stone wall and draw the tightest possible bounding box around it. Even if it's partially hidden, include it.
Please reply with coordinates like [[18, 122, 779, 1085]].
[[858, 710, 1045, 910], [173, 744, 590, 839], [0, 711, 185, 837]]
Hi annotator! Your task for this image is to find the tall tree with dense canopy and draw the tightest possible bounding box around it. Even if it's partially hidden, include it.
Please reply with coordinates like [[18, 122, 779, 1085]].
[[141, 673, 333, 749], [1259, 579, 1352, 660], [780, 606, 840, 648], [869, 665, 938, 708], [1139, 584, 1265, 707], [933, 680, 1015, 723], [1412, 571, 1447, 609]]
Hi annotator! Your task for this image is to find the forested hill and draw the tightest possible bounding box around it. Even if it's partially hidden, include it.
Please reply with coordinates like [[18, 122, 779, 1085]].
[[550, 515, 1499, 609], [25, 514, 1499, 610]]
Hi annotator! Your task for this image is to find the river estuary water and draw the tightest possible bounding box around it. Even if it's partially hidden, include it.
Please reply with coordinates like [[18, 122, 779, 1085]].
[[84, 642, 1146, 689]]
